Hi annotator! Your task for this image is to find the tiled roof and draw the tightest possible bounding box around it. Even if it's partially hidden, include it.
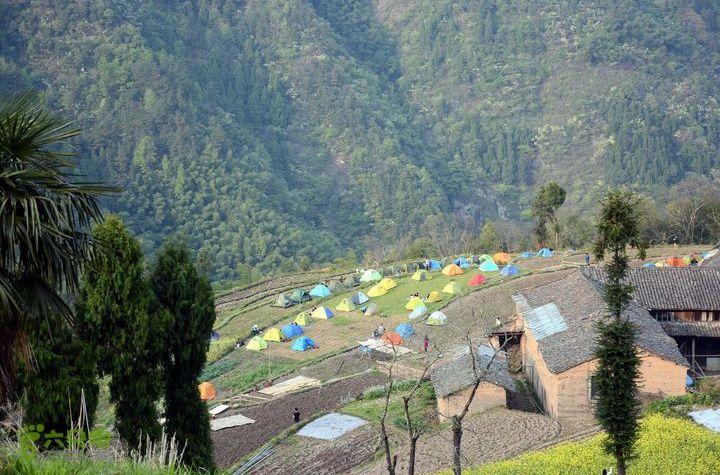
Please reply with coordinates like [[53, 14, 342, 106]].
[[661, 321, 720, 338], [431, 345, 516, 398], [514, 271, 688, 374], [582, 267, 720, 311]]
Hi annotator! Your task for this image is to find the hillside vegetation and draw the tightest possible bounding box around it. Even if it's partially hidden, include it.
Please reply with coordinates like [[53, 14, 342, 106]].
[[2, 0, 719, 279]]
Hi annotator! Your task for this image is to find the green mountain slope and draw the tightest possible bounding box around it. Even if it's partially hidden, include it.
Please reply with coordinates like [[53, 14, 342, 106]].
[[2, 0, 719, 279]]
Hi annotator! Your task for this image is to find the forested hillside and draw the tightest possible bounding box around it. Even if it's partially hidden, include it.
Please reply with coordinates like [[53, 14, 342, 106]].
[[2, 0, 719, 280]]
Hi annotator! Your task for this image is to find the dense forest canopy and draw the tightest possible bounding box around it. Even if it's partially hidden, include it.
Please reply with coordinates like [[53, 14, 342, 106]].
[[2, 0, 719, 280]]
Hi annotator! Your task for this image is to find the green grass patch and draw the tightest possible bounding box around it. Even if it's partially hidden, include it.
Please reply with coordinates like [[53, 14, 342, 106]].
[[457, 414, 720, 475], [329, 315, 354, 327], [0, 451, 198, 474], [645, 378, 720, 419], [342, 380, 436, 431], [206, 337, 236, 364], [220, 357, 298, 391]]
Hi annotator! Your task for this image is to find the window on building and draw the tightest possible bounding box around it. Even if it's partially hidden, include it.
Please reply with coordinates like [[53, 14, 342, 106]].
[[652, 311, 676, 322], [590, 375, 600, 401]]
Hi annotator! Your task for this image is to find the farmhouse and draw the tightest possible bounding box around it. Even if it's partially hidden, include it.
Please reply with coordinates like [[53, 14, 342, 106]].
[[584, 267, 720, 373], [431, 345, 515, 422], [513, 270, 688, 424]]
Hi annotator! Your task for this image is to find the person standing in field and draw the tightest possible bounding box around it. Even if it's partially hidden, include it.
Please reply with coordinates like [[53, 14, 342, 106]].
[[293, 407, 301, 423], [423, 335, 429, 352]]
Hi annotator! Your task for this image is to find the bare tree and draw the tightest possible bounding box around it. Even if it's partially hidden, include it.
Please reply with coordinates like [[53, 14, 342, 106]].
[[401, 351, 442, 475], [437, 331, 506, 475], [377, 349, 399, 475], [376, 342, 443, 475]]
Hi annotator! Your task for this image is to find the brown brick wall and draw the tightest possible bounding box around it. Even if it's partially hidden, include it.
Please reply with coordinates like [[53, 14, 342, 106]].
[[437, 382, 507, 422]]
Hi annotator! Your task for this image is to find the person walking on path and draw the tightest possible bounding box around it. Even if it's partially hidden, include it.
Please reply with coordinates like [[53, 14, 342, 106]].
[[423, 335, 429, 352], [293, 407, 301, 424], [585, 253, 591, 265]]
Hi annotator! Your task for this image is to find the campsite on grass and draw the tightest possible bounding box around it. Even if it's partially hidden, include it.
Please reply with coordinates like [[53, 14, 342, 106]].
[[196, 245, 720, 474]]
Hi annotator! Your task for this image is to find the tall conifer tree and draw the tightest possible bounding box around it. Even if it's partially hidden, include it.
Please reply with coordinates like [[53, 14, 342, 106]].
[[593, 189, 647, 475], [75, 216, 166, 452], [150, 240, 215, 471]]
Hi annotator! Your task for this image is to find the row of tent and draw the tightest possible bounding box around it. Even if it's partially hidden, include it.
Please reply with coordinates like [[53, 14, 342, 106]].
[[272, 275, 363, 308], [247, 334, 317, 352], [643, 255, 704, 268]]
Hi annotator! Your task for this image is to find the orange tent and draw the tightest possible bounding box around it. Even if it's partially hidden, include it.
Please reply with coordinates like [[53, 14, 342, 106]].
[[381, 331, 403, 346], [442, 264, 464, 276], [493, 252, 511, 265], [468, 274, 486, 286], [198, 382, 217, 401], [666, 257, 686, 267]]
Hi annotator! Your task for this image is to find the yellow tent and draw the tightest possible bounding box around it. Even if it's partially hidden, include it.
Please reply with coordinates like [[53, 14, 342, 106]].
[[367, 284, 388, 297], [198, 382, 216, 401], [379, 277, 397, 290], [411, 270, 432, 281], [442, 281, 461, 295], [264, 327, 283, 342], [336, 298, 356, 312], [246, 336, 268, 351], [426, 291, 443, 303], [405, 296, 425, 310], [311, 306, 334, 319], [493, 252, 511, 264], [442, 264, 464, 276], [294, 312, 312, 326]]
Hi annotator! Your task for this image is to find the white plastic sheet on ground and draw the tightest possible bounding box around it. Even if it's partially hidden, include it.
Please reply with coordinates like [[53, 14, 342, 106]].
[[297, 413, 368, 440], [689, 408, 720, 432], [258, 375, 320, 396], [358, 339, 413, 355], [209, 404, 229, 416], [211, 414, 255, 431]]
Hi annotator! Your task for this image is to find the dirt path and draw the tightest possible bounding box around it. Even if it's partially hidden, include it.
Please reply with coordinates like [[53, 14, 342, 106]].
[[251, 424, 380, 475], [350, 408, 560, 475], [212, 373, 385, 469]]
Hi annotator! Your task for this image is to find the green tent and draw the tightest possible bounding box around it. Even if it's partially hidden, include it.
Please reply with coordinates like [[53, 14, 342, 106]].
[[343, 275, 359, 287], [328, 280, 345, 293], [271, 293, 293, 308], [289, 288, 311, 304]]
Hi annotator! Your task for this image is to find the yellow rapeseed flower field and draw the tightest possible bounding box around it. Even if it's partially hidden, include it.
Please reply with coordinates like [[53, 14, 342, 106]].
[[462, 415, 720, 475]]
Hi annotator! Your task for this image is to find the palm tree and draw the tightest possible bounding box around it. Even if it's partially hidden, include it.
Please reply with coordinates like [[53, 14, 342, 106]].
[[0, 92, 111, 411]]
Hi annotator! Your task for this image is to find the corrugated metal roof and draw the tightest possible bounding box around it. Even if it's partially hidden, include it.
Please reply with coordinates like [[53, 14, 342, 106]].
[[525, 303, 568, 340]]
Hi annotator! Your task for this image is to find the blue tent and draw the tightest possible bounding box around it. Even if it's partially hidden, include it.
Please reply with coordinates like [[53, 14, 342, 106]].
[[520, 251, 534, 258], [479, 258, 499, 272], [453, 257, 471, 269], [351, 291, 369, 305], [500, 264, 520, 277], [310, 284, 331, 298], [429, 259, 442, 270], [537, 248, 554, 257], [291, 336, 316, 352], [282, 323, 304, 338], [643, 262, 656, 268], [409, 305, 428, 320], [394, 323, 415, 338]]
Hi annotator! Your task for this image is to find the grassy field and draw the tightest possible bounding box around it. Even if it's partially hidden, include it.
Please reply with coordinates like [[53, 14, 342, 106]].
[[455, 414, 720, 475], [206, 266, 512, 393]]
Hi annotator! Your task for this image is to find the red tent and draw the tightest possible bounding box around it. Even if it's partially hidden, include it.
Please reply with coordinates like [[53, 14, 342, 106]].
[[667, 257, 685, 267], [381, 331, 403, 346], [468, 274, 487, 287]]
